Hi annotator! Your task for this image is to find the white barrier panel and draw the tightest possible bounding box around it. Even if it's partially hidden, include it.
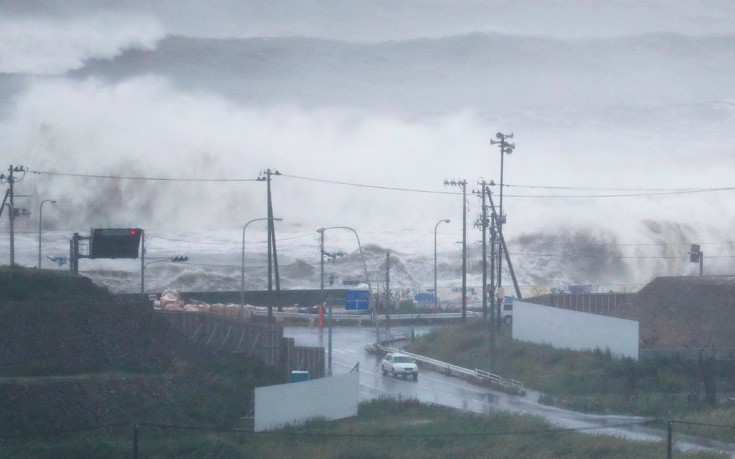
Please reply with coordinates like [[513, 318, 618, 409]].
[[513, 301, 639, 359], [254, 371, 359, 432]]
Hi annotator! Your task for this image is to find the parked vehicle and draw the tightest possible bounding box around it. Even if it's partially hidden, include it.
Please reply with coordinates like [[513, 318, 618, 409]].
[[298, 305, 321, 314], [381, 352, 418, 381]]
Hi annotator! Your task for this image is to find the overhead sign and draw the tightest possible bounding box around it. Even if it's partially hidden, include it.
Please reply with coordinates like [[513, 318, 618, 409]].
[[345, 290, 370, 310], [90, 228, 142, 259]]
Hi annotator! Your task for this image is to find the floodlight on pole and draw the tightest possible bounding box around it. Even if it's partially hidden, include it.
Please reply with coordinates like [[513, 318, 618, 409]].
[[490, 132, 514, 225], [434, 218, 450, 309], [38, 199, 57, 268]]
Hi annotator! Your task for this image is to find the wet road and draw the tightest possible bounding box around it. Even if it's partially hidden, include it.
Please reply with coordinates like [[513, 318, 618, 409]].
[[285, 325, 735, 457]]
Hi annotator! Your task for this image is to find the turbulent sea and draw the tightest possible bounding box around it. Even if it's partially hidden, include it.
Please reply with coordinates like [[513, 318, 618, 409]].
[[8, 221, 731, 300], [2, 2, 735, 297]]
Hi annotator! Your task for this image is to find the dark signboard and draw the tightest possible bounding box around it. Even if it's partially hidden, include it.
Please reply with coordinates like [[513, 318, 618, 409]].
[[90, 228, 142, 259]]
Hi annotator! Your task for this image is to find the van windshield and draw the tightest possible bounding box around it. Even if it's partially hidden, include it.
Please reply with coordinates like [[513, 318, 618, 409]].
[[393, 356, 413, 363]]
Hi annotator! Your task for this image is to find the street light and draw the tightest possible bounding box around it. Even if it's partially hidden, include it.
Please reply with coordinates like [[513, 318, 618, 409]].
[[141, 256, 188, 293], [242, 217, 282, 307], [490, 132, 515, 313], [38, 199, 56, 268], [434, 219, 450, 309], [317, 226, 371, 375]]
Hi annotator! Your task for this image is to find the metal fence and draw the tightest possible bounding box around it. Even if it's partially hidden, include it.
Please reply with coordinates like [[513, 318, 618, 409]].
[[157, 310, 325, 378], [524, 292, 634, 316]]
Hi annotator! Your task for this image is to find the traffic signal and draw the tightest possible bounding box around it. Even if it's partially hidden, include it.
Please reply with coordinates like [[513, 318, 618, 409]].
[[90, 228, 142, 259], [689, 244, 701, 263]]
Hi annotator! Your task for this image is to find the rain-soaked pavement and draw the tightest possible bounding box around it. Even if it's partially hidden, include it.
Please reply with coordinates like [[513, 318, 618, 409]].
[[285, 325, 735, 458]]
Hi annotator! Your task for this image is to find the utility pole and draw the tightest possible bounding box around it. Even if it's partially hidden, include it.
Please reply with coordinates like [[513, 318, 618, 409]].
[[1, 165, 27, 267], [488, 187, 497, 330], [487, 189, 523, 301], [490, 132, 515, 313], [474, 180, 493, 321], [258, 169, 281, 320], [445, 179, 468, 322], [476, 180, 496, 368], [385, 251, 391, 310]]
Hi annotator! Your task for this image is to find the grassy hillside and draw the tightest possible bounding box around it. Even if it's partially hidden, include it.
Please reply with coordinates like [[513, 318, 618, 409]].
[[0, 268, 729, 457], [0, 398, 725, 459], [0, 266, 282, 437], [406, 321, 735, 443]]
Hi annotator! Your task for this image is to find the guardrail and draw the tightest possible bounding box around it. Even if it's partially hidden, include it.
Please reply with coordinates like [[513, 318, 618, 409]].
[[378, 345, 524, 394], [250, 310, 481, 321]]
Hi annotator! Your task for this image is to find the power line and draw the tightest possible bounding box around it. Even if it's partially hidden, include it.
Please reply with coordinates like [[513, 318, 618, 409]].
[[28, 169, 735, 198], [30, 170, 259, 182], [0, 419, 658, 440], [506, 252, 735, 260], [506, 241, 733, 248], [508, 184, 713, 192], [280, 173, 457, 195]]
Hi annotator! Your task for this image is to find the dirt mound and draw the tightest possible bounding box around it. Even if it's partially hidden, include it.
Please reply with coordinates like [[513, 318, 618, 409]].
[[629, 276, 735, 349], [0, 269, 282, 434], [0, 299, 211, 377], [0, 268, 218, 377], [0, 267, 111, 302]]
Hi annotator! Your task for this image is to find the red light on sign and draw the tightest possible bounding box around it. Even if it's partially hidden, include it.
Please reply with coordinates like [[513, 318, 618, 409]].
[[130, 230, 137, 235]]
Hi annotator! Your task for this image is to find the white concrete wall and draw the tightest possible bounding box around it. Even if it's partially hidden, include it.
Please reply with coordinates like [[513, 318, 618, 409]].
[[513, 300, 639, 359], [254, 371, 359, 432]]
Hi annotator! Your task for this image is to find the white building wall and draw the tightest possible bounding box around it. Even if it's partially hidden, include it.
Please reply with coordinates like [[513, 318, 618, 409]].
[[254, 371, 359, 432], [513, 300, 639, 359]]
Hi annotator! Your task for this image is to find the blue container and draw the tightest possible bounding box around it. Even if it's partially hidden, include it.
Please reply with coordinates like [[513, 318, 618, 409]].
[[290, 371, 309, 382]]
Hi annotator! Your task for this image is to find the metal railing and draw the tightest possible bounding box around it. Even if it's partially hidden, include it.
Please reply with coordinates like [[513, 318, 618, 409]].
[[378, 345, 524, 394], [250, 310, 481, 321]]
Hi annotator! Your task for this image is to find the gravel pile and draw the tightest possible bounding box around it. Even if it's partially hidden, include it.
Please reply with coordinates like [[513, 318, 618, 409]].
[[627, 276, 735, 349]]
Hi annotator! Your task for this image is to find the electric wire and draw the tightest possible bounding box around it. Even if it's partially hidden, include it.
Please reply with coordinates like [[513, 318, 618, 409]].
[[30, 170, 259, 182], [28, 169, 735, 198], [0, 419, 663, 440]]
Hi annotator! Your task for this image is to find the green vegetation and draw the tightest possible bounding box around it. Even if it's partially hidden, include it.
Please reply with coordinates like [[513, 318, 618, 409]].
[[1, 268, 730, 456], [0, 398, 725, 458], [406, 321, 735, 442]]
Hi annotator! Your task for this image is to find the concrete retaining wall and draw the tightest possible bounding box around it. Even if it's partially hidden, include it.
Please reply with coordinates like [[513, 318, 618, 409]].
[[254, 371, 359, 431], [513, 300, 639, 359]]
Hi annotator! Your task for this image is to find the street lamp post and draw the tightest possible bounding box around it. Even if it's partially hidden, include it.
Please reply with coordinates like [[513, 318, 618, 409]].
[[141, 256, 188, 293], [317, 226, 371, 375], [434, 219, 450, 309], [38, 199, 56, 268], [242, 217, 282, 307]]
